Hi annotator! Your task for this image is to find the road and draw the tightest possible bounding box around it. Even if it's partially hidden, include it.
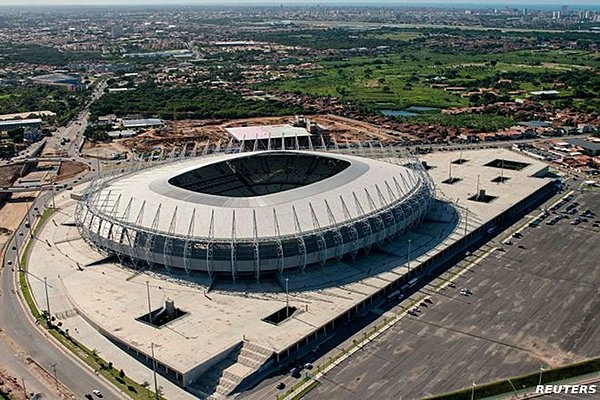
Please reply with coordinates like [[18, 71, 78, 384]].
[[0, 78, 125, 399], [0, 193, 124, 399]]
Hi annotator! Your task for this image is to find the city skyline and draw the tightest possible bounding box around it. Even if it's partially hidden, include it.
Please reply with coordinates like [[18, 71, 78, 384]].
[[1, 0, 599, 7]]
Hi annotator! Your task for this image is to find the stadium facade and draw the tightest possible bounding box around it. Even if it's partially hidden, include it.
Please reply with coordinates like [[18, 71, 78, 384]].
[[76, 149, 434, 280]]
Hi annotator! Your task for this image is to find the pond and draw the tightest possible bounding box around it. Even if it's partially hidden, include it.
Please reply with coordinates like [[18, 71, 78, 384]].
[[379, 109, 418, 117]]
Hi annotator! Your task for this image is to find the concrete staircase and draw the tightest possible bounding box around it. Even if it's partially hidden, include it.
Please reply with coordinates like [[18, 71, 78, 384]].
[[194, 341, 273, 399]]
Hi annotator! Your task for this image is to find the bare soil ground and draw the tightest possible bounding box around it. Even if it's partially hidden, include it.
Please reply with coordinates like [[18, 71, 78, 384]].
[[56, 161, 89, 182], [81, 141, 129, 159], [0, 368, 29, 400], [86, 114, 403, 155], [0, 165, 22, 188], [0, 193, 35, 249]]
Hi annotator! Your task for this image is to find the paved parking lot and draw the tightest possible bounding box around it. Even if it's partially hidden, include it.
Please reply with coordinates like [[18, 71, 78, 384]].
[[298, 191, 600, 400]]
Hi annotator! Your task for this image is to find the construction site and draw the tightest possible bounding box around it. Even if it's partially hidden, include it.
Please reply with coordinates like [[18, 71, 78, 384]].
[[84, 114, 408, 158]]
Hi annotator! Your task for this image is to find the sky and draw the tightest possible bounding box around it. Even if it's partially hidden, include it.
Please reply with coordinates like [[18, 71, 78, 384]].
[[0, 0, 598, 5]]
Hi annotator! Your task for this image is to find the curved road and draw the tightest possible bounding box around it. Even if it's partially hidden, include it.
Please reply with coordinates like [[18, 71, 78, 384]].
[[1, 194, 124, 399], [1, 78, 125, 399]]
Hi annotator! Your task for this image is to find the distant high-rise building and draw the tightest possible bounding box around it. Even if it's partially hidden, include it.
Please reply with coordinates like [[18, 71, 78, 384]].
[[111, 25, 124, 39], [560, 5, 569, 15]]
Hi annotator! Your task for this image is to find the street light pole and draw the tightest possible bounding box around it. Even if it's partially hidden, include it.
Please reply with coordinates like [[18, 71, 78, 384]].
[[464, 207, 469, 236], [471, 382, 476, 400], [21, 377, 27, 399], [146, 281, 153, 325], [50, 363, 58, 390], [407, 238, 412, 272], [538, 365, 544, 386], [285, 277, 289, 319], [151, 342, 159, 400], [44, 277, 51, 317]]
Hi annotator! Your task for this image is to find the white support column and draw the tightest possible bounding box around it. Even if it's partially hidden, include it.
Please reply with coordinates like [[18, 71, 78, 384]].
[[183, 209, 196, 275], [339, 196, 359, 261], [272, 208, 285, 274], [352, 192, 372, 254], [291, 206, 307, 271], [252, 210, 260, 281], [129, 200, 146, 269], [230, 210, 237, 282], [206, 209, 215, 277], [364, 188, 386, 245], [144, 204, 161, 269], [309, 203, 327, 266], [324, 199, 343, 261], [239, 135, 246, 153], [163, 206, 178, 271], [202, 140, 211, 156]]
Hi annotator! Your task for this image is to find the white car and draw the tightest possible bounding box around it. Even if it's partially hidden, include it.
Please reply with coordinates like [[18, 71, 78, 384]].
[[92, 389, 103, 397]]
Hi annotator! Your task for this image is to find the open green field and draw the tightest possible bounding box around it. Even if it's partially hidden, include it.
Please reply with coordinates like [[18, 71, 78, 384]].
[[262, 48, 600, 111]]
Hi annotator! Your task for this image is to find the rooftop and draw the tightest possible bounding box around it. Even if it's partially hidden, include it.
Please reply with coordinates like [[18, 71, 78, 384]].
[[121, 118, 163, 128], [225, 125, 311, 141], [29, 149, 553, 381], [567, 138, 600, 152], [0, 118, 42, 127], [89, 150, 417, 240]]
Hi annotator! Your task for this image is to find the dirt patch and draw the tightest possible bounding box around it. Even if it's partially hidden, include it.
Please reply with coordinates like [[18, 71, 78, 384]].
[[56, 161, 89, 182], [106, 114, 403, 155], [0, 165, 22, 187], [522, 337, 578, 368], [0, 194, 33, 241], [0, 368, 29, 400], [81, 140, 129, 159]]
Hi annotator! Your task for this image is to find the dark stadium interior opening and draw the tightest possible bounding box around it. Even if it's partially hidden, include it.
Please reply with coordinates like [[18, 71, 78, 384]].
[[168, 151, 351, 197], [136, 300, 188, 328], [485, 158, 531, 171], [262, 306, 298, 325]]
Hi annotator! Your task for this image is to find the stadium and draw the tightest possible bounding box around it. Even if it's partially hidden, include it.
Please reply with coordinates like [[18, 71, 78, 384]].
[[75, 149, 435, 280]]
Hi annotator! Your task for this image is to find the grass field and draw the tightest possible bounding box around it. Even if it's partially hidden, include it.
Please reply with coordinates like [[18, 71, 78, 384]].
[[262, 48, 600, 112]]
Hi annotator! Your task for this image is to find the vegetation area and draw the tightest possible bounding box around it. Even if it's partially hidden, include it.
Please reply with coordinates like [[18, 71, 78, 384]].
[[393, 113, 516, 133], [253, 26, 599, 128], [90, 83, 308, 120], [0, 142, 16, 158], [248, 26, 600, 51], [1, 127, 24, 144], [0, 85, 89, 125], [84, 125, 110, 142], [0, 44, 101, 66], [247, 27, 420, 50], [262, 47, 600, 112]]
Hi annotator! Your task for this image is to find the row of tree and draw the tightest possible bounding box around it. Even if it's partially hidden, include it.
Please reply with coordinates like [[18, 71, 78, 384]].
[[90, 83, 307, 120]]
